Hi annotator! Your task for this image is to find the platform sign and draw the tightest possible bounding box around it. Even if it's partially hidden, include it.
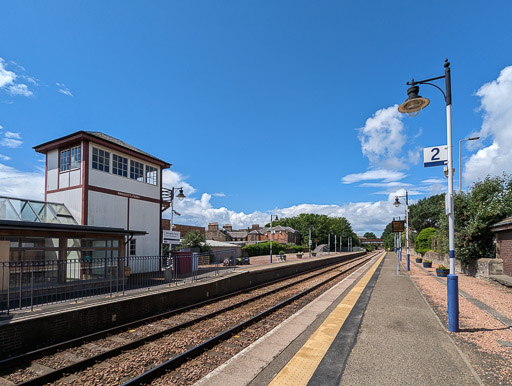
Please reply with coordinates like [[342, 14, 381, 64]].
[[392, 220, 405, 233], [424, 145, 448, 167], [163, 230, 180, 245]]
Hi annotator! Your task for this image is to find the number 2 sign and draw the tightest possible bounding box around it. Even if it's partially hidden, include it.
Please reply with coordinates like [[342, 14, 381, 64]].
[[423, 145, 448, 167]]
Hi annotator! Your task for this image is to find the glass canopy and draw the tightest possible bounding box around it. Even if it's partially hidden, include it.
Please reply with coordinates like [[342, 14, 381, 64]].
[[0, 197, 78, 224]]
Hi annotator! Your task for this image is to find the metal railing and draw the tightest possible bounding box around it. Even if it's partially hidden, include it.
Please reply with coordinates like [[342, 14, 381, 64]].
[[0, 249, 243, 314]]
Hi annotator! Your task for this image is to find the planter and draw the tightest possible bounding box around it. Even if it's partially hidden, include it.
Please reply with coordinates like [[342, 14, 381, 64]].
[[436, 269, 449, 277], [296, 253, 303, 259], [312, 252, 317, 257], [415, 258, 423, 263], [423, 261, 432, 268]]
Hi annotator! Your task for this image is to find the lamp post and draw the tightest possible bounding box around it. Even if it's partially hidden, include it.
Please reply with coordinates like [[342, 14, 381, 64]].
[[161, 187, 186, 268], [335, 234, 337, 254], [394, 192, 410, 271], [398, 59, 459, 332], [308, 226, 313, 258], [270, 214, 278, 263], [459, 137, 480, 193], [328, 232, 331, 255]]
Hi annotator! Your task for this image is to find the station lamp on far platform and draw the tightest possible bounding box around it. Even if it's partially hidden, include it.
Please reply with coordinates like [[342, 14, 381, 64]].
[[393, 193, 409, 272]]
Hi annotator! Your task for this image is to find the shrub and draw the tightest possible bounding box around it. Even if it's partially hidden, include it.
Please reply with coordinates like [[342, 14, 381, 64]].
[[415, 228, 437, 256], [243, 242, 286, 257]]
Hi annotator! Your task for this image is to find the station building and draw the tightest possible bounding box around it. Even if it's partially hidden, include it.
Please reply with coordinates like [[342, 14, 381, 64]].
[[33, 131, 171, 258]]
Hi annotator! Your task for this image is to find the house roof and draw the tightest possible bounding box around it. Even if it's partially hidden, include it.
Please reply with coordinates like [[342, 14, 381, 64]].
[[34, 131, 171, 168], [490, 216, 512, 232], [205, 240, 242, 248]]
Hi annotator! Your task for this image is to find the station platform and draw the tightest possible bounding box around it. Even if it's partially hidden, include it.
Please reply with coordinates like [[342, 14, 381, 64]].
[[197, 252, 482, 386]]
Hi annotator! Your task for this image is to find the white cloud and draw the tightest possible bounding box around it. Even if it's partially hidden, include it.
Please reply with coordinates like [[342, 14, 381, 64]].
[[0, 163, 45, 199], [421, 178, 445, 184], [0, 154, 10, 161], [342, 169, 406, 184], [0, 58, 33, 97], [0, 59, 16, 88], [8, 84, 32, 97], [212, 192, 226, 197], [359, 181, 413, 188], [358, 105, 407, 169], [464, 65, 512, 185], [56, 82, 73, 97], [0, 131, 22, 148], [5, 131, 21, 139], [162, 169, 196, 196]]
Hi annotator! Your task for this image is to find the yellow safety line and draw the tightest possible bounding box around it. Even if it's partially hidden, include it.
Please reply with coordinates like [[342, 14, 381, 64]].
[[269, 251, 386, 386]]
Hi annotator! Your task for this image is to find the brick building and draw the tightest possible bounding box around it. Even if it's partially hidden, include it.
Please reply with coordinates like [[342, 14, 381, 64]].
[[161, 220, 205, 237], [248, 225, 301, 245], [205, 223, 257, 242], [491, 216, 512, 276]]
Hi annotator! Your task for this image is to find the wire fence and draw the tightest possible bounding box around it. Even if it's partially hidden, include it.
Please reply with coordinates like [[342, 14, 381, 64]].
[[0, 248, 242, 314]]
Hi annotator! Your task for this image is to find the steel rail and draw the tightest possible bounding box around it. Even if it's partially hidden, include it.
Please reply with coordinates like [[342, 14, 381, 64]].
[[0, 254, 356, 370], [15, 255, 370, 386], [124, 255, 373, 385]]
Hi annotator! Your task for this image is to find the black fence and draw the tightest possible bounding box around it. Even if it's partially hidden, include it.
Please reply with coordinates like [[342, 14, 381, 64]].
[[0, 249, 242, 314]]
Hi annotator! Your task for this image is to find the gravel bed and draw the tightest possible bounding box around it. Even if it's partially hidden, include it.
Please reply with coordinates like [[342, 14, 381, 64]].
[[407, 260, 512, 385], [150, 260, 366, 385], [50, 257, 367, 385]]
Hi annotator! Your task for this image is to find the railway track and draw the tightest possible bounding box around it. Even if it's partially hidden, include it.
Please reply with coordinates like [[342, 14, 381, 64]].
[[0, 252, 379, 385]]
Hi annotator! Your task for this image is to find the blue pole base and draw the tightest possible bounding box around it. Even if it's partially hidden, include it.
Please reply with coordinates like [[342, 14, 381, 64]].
[[406, 253, 410, 271], [447, 274, 459, 332]]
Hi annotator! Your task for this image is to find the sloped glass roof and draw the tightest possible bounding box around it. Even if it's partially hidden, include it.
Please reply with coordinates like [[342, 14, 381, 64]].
[[0, 197, 77, 225]]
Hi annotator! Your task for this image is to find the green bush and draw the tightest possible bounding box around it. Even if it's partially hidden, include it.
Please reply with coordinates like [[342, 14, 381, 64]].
[[243, 242, 286, 257], [415, 228, 437, 256]]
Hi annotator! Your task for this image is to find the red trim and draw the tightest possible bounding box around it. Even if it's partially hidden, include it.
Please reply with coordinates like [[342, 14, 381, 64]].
[[47, 185, 82, 194], [87, 185, 161, 204], [82, 141, 89, 225], [34, 131, 171, 168], [44, 154, 48, 201]]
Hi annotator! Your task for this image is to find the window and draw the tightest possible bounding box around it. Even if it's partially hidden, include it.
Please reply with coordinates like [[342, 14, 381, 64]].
[[60, 146, 81, 172], [145, 165, 157, 185], [60, 150, 70, 171], [71, 146, 81, 169], [129, 239, 136, 256], [112, 154, 128, 177], [92, 147, 110, 172], [130, 160, 144, 182]]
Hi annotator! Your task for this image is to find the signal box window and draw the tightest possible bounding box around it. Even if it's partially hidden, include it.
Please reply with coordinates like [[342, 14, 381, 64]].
[[92, 147, 110, 172]]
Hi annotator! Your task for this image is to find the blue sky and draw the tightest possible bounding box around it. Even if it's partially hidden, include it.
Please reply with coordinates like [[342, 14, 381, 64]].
[[1, 1, 512, 236]]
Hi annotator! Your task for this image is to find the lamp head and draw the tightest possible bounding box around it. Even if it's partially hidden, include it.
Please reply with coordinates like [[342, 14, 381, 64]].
[[393, 197, 401, 207], [176, 188, 186, 201], [274, 215, 279, 221], [398, 84, 430, 117]]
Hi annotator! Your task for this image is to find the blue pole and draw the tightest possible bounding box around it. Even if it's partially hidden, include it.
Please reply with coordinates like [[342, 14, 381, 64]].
[[447, 270, 459, 332]]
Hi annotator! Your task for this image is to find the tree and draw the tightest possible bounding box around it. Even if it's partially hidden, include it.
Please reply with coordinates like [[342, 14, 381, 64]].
[[380, 222, 395, 250], [415, 228, 437, 255], [269, 213, 358, 249], [363, 232, 377, 239], [408, 194, 444, 233], [179, 230, 211, 252], [433, 174, 512, 264]]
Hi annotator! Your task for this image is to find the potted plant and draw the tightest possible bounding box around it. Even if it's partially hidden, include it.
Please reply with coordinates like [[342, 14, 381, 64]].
[[436, 264, 449, 277], [279, 250, 286, 261], [312, 251, 316, 257], [415, 256, 423, 263], [296, 252, 303, 258], [422, 259, 432, 268]]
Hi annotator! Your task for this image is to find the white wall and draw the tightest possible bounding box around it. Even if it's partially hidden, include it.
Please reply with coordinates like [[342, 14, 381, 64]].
[[88, 191, 128, 228], [129, 199, 160, 256], [47, 150, 58, 191], [47, 188, 83, 224]]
